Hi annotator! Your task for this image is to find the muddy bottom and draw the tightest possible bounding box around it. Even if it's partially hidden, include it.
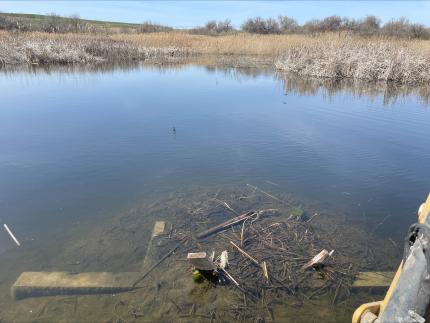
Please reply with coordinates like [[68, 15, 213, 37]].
[[0, 184, 400, 323]]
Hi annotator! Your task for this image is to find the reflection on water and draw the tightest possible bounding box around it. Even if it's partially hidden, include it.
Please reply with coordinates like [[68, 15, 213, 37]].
[[3, 62, 430, 105], [279, 73, 430, 106], [0, 61, 429, 322]]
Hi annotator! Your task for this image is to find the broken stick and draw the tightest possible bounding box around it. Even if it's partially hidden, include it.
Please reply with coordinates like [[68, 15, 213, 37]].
[[230, 241, 269, 281], [197, 212, 255, 239], [246, 184, 290, 207], [230, 241, 259, 265], [133, 239, 186, 287], [3, 224, 21, 246]]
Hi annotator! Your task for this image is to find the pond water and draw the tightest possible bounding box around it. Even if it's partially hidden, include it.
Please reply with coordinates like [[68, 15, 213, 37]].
[[0, 62, 430, 322]]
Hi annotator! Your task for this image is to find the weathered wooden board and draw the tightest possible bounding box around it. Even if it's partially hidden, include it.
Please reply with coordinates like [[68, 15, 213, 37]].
[[352, 272, 395, 288], [151, 221, 166, 238], [141, 221, 170, 273], [12, 220, 171, 300], [11, 271, 140, 300], [187, 252, 216, 271]]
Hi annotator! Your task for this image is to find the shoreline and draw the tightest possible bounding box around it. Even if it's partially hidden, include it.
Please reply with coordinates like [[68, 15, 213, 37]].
[[1, 31, 429, 85]]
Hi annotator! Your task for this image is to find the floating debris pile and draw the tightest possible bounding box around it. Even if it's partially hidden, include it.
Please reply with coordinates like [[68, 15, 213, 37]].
[[162, 183, 378, 319]]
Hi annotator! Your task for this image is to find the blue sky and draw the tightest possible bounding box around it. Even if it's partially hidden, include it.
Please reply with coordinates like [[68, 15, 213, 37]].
[[0, 1, 428, 28]]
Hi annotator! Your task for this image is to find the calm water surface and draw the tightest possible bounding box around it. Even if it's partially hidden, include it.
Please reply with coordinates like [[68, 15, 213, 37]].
[[0, 63, 430, 321]]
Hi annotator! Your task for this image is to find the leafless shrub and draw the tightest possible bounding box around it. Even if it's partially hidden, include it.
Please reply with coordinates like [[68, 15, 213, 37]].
[[41, 13, 89, 33], [275, 36, 430, 84], [42, 13, 65, 33], [0, 14, 30, 32], [68, 14, 89, 33], [355, 16, 381, 36], [317, 15, 344, 32], [138, 21, 173, 33], [278, 16, 299, 34], [242, 15, 429, 39], [301, 19, 320, 35], [0, 15, 17, 30], [301, 16, 350, 34], [190, 19, 234, 36], [242, 17, 281, 34], [381, 17, 430, 39]]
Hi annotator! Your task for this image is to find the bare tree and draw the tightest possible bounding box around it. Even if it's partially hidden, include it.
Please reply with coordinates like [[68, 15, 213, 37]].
[[191, 19, 233, 35], [241, 17, 280, 34], [278, 16, 298, 34]]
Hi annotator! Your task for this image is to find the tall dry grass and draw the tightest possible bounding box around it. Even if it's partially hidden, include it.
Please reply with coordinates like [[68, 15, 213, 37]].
[[275, 35, 430, 84], [0, 31, 193, 66], [115, 32, 430, 84], [113, 32, 319, 56], [1, 31, 429, 84]]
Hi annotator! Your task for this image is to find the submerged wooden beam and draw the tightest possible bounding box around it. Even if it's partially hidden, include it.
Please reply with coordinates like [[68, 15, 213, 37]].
[[141, 220, 169, 272], [352, 272, 395, 288], [12, 220, 171, 300], [151, 221, 166, 239], [11, 271, 140, 300]]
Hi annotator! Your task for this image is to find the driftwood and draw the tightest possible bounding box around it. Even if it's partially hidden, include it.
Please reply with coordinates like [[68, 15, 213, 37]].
[[230, 241, 269, 281], [301, 249, 334, 270], [230, 241, 259, 265], [164, 184, 362, 318], [197, 212, 255, 239]]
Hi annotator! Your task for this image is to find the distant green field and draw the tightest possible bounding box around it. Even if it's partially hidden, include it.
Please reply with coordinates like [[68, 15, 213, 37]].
[[1, 12, 140, 29]]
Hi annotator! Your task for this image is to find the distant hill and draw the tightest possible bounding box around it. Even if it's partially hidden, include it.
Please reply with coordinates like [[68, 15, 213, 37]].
[[0, 12, 140, 31]]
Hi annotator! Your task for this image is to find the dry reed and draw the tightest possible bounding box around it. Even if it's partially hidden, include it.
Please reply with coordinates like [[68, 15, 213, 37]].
[[0, 31, 193, 66], [275, 35, 430, 84], [1, 31, 429, 84]]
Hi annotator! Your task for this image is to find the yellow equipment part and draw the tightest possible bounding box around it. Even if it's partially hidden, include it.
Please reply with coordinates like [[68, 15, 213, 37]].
[[352, 193, 430, 323]]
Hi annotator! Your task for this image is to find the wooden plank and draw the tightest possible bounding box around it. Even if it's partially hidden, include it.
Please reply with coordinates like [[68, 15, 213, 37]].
[[187, 252, 216, 271], [353, 272, 395, 288], [141, 221, 169, 272], [11, 271, 140, 300], [11, 220, 171, 300], [151, 221, 166, 238]]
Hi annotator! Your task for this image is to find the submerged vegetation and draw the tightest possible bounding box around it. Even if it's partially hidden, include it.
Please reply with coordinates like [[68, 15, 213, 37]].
[[0, 184, 399, 322], [1, 12, 430, 84]]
